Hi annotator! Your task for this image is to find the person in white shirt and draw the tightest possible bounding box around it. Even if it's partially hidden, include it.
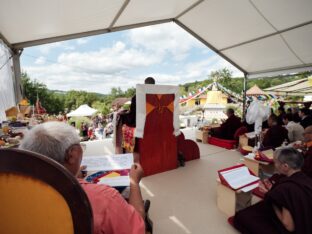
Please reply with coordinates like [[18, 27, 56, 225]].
[[282, 113, 304, 142]]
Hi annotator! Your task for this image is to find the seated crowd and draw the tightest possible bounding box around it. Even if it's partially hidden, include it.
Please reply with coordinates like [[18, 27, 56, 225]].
[[232, 105, 312, 233], [12, 104, 312, 234], [234, 148, 312, 234], [19, 122, 146, 234]]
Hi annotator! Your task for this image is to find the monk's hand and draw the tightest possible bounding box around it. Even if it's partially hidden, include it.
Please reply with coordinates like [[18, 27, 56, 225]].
[[77, 165, 87, 179], [259, 179, 271, 193], [259, 179, 273, 193], [130, 163, 144, 185], [263, 179, 273, 190]]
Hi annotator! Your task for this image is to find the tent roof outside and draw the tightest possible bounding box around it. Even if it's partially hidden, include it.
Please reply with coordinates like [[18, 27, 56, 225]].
[[1, 0, 312, 78], [246, 84, 265, 96], [264, 77, 312, 96], [67, 104, 97, 117]]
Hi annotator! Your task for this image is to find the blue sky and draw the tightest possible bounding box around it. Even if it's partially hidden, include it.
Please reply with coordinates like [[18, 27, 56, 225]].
[[21, 22, 242, 94]]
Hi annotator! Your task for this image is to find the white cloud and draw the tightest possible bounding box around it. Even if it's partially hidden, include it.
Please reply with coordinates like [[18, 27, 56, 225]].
[[23, 23, 243, 94], [184, 55, 243, 82], [76, 38, 89, 45], [128, 23, 204, 61], [37, 41, 75, 54], [56, 41, 161, 75], [34, 56, 46, 65], [37, 42, 64, 55]]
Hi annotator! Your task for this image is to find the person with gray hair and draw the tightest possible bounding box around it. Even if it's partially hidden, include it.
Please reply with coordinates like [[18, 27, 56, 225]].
[[19, 121, 145, 234], [20, 121, 81, 164], [273, 148, 304, 173], [234, 147, 312, 234]]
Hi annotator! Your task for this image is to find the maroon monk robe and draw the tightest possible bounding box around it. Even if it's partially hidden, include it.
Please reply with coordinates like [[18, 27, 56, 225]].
[[212, 115, 241, 140], [138, 94, 177, 176], [234, 171, 312, 234], [262, 125, 288, 148], [302, 146, 312, 178]]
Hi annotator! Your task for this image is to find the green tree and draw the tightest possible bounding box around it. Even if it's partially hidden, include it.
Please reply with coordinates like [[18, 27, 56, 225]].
[[64, 90, 98, 111], [21, 72, 64, 114], [92, 101, 110, 115], [124, 87, 136, 98], [209, 68, 233, 85]]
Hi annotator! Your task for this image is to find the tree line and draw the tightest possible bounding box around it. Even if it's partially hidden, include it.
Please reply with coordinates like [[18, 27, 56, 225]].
[[22, 69, 310, 115], [21, 72, 135, 115]]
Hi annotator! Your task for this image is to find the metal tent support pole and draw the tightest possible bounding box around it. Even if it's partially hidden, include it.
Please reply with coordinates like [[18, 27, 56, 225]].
[[12, 49, 23, 104], [242, 73, 247, 121]]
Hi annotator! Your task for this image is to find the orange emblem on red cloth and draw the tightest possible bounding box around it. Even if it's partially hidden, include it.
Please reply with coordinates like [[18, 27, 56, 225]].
[[146, 94, 174, 115]]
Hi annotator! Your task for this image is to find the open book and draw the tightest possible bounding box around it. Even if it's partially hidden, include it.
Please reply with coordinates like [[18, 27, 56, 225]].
[[81, 153, 133, 187], [218, 165, 259, 191]]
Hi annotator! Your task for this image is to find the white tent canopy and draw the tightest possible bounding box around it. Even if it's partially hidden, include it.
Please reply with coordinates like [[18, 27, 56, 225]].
[[264, 77, 312, 96], [1, 0, 312, 79], [67, 104, 97, 117]]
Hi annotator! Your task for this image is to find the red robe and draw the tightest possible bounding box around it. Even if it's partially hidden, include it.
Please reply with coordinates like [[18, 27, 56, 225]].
[[262, 125, 288, 149], [212, 115, 241, 140], [234, 172, 312, 234], [302, 145, 312, 178]]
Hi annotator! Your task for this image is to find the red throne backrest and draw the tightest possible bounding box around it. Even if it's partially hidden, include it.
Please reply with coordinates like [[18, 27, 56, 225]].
[[177, 132, 200, 161]]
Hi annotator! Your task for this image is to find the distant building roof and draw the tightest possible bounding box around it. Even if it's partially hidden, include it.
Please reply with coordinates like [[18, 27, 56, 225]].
[[246, 85, 266, 96], [112, 97, 131, 107]]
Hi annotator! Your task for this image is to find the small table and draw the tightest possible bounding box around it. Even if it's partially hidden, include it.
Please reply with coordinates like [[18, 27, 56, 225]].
[[243, 153, 275, 177], [216, 179, 252, 217], [195, 130, 209, 143]]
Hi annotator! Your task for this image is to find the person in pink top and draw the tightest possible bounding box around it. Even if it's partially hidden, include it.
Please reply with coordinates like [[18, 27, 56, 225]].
[[19, 121, 145, 234]]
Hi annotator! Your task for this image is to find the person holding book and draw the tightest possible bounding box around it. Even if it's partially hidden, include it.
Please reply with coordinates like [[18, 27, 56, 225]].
[[19, 121, 146, 234], [233, 148, 312, 234]]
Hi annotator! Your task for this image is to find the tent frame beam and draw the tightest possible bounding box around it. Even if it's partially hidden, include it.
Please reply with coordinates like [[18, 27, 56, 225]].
[[175, 0, 204, 19], [248, 64, 312, 79], [219, 20, 312, 52], [12, 19, 173, 49], [0, 32, 13, 50], [109, 0, 130, 29]]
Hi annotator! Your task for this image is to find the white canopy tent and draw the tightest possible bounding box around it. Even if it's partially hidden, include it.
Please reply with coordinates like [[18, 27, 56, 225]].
[[264, 77, 312, 96], [67, 104, 97, 117], [1, 0, 312, 103]]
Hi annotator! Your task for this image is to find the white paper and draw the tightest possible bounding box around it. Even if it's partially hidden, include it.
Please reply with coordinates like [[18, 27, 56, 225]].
[[241, 182, 259, 192], [245, 132, 256, 138], [81, 153, 133, 171], [220, 166, 259, 190], [98, 176, 130, 187]]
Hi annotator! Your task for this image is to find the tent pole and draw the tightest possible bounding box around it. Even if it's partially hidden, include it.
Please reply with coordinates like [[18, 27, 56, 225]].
[[242, 73, 247, 121], [12, 49, 23, 104]]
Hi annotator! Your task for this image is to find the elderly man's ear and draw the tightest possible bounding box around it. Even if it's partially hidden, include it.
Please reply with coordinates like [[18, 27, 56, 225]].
[[65, 146, 82, 165]]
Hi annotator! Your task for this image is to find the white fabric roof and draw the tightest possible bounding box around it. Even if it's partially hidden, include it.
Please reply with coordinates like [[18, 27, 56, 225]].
[[67, 104, 97, 117], [264, 77, 312, 96], [1, 0, 312, 77]]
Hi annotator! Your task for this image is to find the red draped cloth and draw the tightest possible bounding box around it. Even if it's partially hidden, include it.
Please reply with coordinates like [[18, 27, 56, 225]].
[[138, 94, 177, 176]]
